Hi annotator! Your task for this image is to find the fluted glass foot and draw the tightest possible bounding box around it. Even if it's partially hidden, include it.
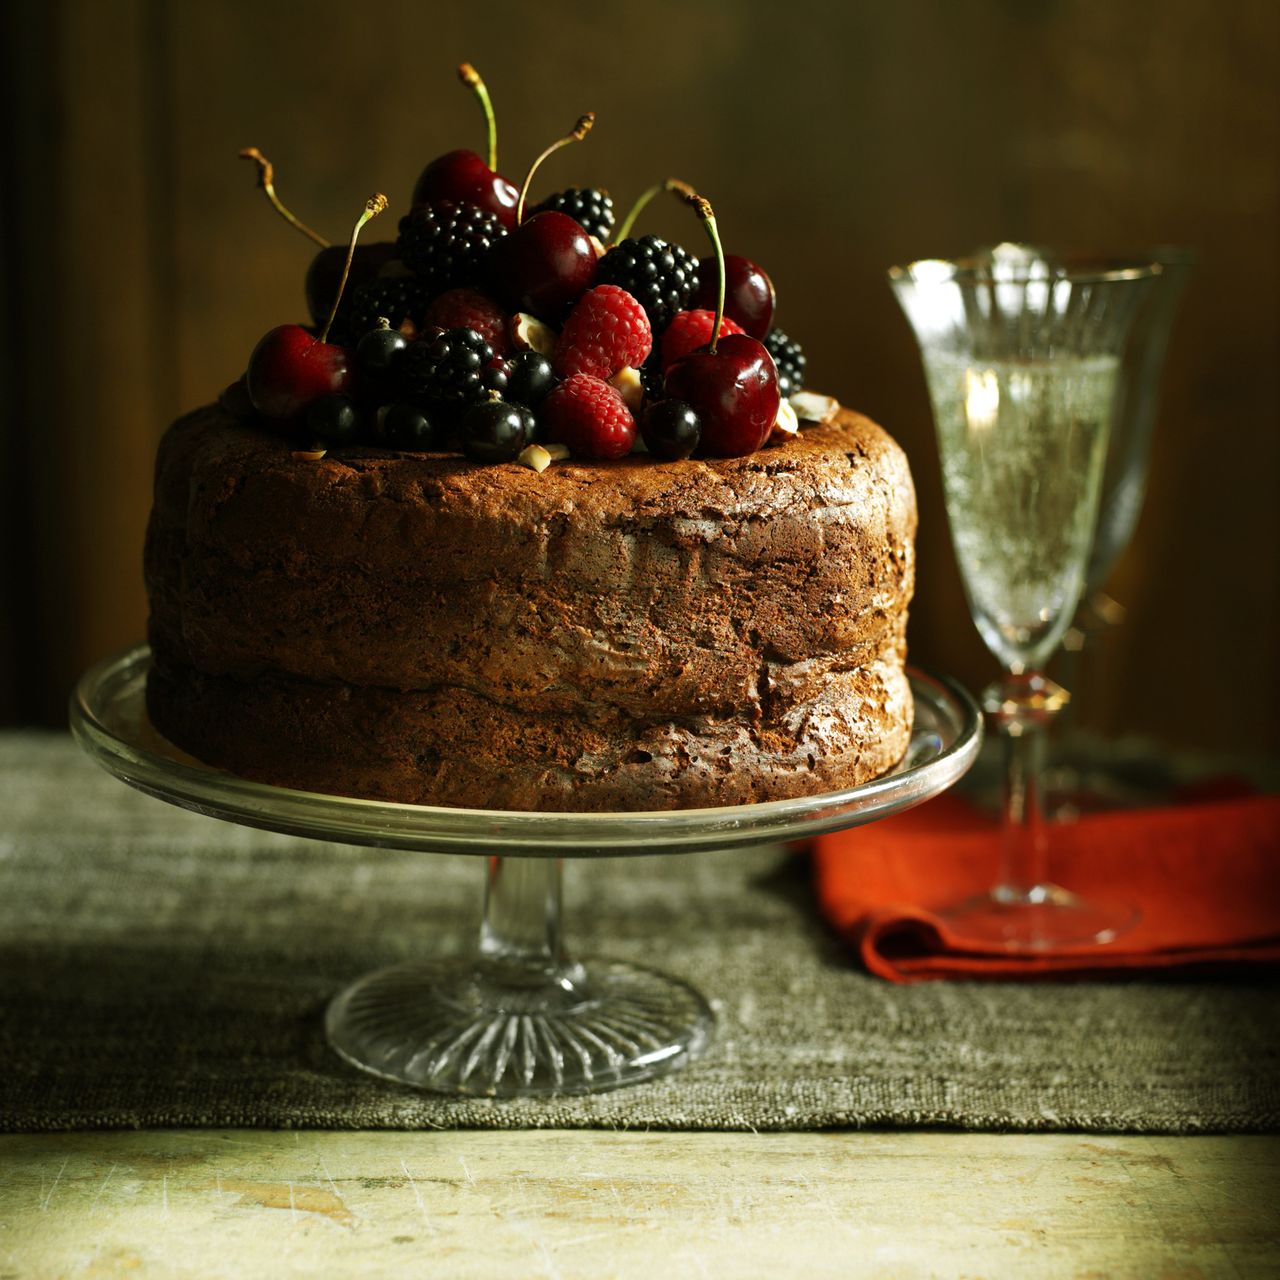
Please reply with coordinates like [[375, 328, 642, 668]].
[[326, 957, 714, 1097], [941, 883, 1140, 951]]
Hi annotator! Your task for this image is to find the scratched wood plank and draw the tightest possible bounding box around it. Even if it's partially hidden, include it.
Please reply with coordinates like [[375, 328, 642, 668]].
[[1, 1132, 1277, 1278]]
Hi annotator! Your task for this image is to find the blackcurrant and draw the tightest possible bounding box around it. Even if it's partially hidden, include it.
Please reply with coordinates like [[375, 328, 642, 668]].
[[462, 399, 533, 464], [378, 402, 436, 450], [640, 399, 701, 461], [306, 393, 361, 445], [356, 318, 409, 375], [504, 350, 557, 407]]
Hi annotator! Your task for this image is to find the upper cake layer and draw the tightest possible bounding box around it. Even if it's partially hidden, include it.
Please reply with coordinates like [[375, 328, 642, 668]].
[[145, 403, 917, 810], [147, 404, 916, 715]]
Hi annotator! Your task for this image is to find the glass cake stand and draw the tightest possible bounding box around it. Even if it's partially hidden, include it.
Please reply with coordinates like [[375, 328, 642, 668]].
[[71, 645, 982, 1098]]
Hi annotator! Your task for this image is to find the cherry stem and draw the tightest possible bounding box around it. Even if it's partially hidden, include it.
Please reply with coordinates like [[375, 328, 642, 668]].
[[317, 194, 388, 344], [671, 184, 726, 355], [515, 113, 595, 226], [238, 147, 331, 249], [458, 63, 498, 173], [613, 177, 698, 244]]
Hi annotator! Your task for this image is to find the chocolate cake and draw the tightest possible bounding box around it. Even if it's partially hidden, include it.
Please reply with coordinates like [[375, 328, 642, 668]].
[[144, 403, 917, 811]]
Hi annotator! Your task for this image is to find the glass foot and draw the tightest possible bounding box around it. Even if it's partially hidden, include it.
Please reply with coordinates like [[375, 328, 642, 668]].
[[940, 884, 1140, 951], [326, 957, 714, 1097]]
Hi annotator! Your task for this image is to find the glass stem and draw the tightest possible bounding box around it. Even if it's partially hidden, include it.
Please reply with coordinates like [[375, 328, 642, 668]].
[[996, 719, 1049, 901], [984, 670, 1070, 906], [478, 855, 571, 984]]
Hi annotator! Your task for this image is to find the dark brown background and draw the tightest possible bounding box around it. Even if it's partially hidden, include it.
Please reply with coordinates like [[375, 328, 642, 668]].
[[2, 0, 1277, 753]]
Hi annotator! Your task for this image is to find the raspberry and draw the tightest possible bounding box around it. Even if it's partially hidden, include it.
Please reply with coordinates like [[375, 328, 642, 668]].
[[424, 288, 510, 356], [541, 374, 636, 460], [764, 328, 807, 397], [554, 285, 652, 380], [660, 309, 745, 371]]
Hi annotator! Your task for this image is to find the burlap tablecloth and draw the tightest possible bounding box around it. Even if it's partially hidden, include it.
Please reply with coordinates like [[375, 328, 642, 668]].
[[2, 732, 1276, 1132]]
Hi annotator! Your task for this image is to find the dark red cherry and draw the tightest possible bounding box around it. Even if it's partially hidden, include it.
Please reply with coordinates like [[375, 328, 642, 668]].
[[304, 241, 397, 329], [245, 324, 355, 421], [487, 211, 597, 322], [692, 254, 775, 340], [664, 333, 779, 458], [411, 150, 519, 230]]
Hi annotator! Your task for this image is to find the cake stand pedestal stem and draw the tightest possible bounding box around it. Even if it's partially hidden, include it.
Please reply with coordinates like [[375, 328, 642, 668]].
[[478, 855, 580, 987]]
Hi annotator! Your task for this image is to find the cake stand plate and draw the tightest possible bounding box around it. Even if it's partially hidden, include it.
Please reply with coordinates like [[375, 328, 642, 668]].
[[72, 645, 982, 1097]]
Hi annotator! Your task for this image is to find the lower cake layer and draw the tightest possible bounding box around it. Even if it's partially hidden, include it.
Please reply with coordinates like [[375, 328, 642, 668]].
[[146, 654, 913, 812]]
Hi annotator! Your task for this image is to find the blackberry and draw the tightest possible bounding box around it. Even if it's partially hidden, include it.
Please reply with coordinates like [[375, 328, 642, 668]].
[[346, 275, 427, 344], [639, 361, 666, 405], [765, 328, 806, 398], [530, 187, 614, 242], [397, 201, 507, 299], [400, 327, 494, 417], [596, 235, 699, 333]]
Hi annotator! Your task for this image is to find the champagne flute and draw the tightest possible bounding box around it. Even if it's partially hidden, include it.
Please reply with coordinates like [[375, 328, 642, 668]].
[[889, 253, 1160, 949]]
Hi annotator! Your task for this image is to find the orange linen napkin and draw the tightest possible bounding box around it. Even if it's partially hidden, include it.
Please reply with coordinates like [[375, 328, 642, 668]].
[[813, 791, 1280, 982]]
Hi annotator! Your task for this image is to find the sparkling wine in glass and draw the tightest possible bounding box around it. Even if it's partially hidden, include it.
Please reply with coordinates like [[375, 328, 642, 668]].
[[889, 254, 1160, 948]]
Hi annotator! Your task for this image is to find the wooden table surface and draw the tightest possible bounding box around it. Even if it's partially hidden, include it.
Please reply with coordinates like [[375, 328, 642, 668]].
[[3, 1130, 1277, 1278]]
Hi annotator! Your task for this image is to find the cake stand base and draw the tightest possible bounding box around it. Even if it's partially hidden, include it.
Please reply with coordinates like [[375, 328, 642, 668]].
[[71, 647, 983, 1098], [940, 883, 1140, 951], [326, 956, 713, 1097]]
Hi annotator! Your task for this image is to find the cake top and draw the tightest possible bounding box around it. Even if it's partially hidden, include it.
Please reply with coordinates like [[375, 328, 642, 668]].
[[230, 61, 829, 480]]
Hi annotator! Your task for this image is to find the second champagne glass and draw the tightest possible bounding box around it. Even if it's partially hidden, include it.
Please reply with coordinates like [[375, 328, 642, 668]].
[[890, 254, 1159, 949]]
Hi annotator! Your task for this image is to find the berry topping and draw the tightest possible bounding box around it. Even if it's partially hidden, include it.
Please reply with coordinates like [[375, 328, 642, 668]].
[[400, 326, 495, 415], [410, 66, 519, 228], [306, 393, 362, 445], [764, 328, 806, 398], [378, 402, 436, 450], [488, 210, 598, 322], [692, 253, 775, 340], [596, 235, 699, 333], [660, 308, 745, 371], [346, 275, 428, 344], [462, 397, 534, 464], [639, 361, 666, 405], [541, 373, 636, 460], [503, 350, 558, 406], [530, 187, 615, 242], [305, 242, 397, 332], [397, 201, 508, 297], [661, 190, 780, 458], [554, 284, 652, 379], [667, 332, 779, 458], [246, 325, 355, 421], [640, 400, 701, 460], [356, 317, 409, 375], [423, 288, 510, 356]]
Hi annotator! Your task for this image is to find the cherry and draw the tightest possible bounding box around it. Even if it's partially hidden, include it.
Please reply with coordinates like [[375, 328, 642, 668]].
[[692, 253, 775, 340], [487, 114, 597, 321], [412, 151, 518, 229], [236, 148, 399, 332], [662, 192, 779, 458], [245, 325, 352, 421], [246, 193, 388, 422], [410, 65, 518, 229], [489, 211, 596, 321], [305, 242, 397, 329]]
